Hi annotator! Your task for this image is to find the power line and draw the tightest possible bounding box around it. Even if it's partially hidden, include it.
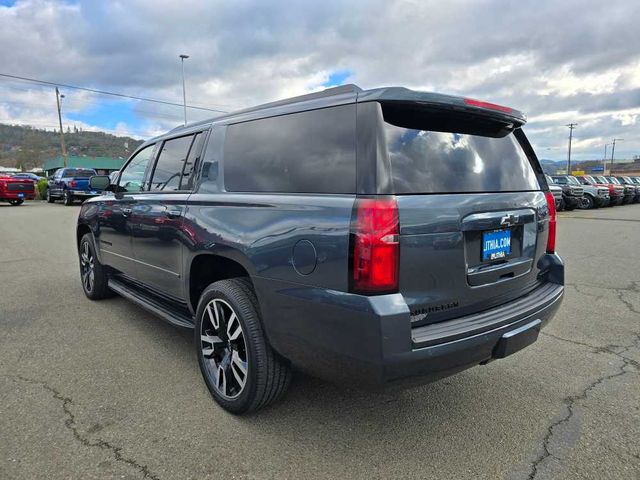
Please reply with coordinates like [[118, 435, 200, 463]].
[[1, 97, 186, 122], [0, 72, 230, 114]]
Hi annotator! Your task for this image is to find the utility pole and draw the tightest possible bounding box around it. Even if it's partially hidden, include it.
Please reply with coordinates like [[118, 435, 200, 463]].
[[566, 123, 577, 174], [179, 54, 189, 125], [603, 143, 608, 174], [55, 87, 68, 167], [610, 138, 623, 175]]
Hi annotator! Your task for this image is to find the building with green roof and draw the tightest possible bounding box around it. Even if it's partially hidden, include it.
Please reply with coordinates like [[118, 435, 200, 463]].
[[42, 156, 126, 176]]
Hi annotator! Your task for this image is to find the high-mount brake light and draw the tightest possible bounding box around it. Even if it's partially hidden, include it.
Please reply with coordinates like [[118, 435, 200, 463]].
[[350, 197, 399, 294], [544, 191, 557, 254], [463, 98, 513, 114]]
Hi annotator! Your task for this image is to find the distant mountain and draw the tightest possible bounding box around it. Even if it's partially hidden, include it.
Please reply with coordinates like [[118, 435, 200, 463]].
[[539, 159, 563, 174], [0, 123, 144, 170]]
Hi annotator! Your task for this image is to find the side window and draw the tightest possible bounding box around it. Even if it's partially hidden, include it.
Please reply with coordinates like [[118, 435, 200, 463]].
[[198, 127, 225, 193], [223, 105, 356, 193], [149, 135, 194, 191], [180, 132, 205, 191], [119, 144, 156, 193]]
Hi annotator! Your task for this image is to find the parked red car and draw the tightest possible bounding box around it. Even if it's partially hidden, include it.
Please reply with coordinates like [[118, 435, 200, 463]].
[[0, 174, 36, 205]]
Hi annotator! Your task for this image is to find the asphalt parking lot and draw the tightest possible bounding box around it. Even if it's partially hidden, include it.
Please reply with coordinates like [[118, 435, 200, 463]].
[[1, 202, 639, 480]]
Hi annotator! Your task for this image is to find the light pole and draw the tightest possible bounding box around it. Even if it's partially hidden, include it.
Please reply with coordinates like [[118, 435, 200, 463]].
[[566, 123, 577, 174], [55, 87, 68, 167], [603, 143, 608, 174], [610, 138, 623, 175], [179, 54, 189, 125]]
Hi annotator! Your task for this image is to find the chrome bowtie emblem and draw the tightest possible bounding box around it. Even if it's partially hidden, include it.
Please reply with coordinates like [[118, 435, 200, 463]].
[[500, 214, 519, 227]]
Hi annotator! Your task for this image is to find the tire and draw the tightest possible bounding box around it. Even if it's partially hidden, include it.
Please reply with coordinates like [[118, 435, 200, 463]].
[[8, 199, 24, 206], [63, 190, 74, 206], [46, 189, 55, 203], [582, 195, 595, 209], [558, 198, 565, 211], [195, 278, 291, 414], [78, 233, 112, 300]]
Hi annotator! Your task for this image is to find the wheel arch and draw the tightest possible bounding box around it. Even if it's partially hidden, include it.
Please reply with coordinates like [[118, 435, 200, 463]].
[[187, 253, 255, 314], [76, 223, 92, 249]]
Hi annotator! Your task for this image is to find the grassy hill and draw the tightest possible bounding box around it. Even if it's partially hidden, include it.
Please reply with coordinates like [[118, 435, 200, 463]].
[[0, 123, 144, 170]]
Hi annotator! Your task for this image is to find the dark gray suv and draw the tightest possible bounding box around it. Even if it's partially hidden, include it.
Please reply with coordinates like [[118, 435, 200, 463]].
[[77, 85, 564, 414]]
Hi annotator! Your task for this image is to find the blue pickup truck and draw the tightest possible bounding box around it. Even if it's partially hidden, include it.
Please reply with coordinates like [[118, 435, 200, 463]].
[[47, 168, 103, 205]]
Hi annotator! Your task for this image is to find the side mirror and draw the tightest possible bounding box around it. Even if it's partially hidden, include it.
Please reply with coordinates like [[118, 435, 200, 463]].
[[89, 175, 111, 191]]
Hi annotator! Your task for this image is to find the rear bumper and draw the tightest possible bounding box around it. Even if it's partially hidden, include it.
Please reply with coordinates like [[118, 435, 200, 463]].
[[71, 190, 100, 197], [1, 192, 35, 200], [255, 253, 565, 388]]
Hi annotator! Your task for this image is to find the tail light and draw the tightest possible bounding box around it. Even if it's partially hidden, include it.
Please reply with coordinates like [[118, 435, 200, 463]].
[[69, 180, 77, 187], [544, 191, 557, 254], [350, 197, 399, 294]]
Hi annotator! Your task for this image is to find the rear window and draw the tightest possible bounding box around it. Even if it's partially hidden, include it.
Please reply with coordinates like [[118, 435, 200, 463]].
[[383, 108, 540, 194], [64, 169, 96, 178], [224, 105, 356, 193]]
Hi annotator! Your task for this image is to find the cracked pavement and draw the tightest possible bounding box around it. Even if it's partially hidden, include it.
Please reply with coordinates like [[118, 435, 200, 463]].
[[1, 202, 639, 479]]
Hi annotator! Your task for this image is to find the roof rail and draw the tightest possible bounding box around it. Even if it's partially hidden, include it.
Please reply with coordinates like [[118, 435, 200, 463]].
[[165, 84, 362, 134], [231, 83, 362, 116]]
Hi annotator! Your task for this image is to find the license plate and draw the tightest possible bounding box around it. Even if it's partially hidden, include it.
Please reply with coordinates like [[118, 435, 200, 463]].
[[90, 191, 97, 195], [17, 193, 24, 198], [482, 229, 511, 261]]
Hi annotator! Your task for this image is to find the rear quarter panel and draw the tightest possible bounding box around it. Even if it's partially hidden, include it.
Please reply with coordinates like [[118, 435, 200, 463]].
[[182, 193, 355, 291], [182, 192, 355, 358]]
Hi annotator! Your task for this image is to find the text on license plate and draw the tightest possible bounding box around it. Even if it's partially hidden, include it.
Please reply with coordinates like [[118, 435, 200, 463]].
[[17, 193, 24, 198], [482, 229, 511, 261]]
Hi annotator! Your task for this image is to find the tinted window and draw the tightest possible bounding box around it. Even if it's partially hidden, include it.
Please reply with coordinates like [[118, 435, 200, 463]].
[[119, 144, 155, 193], [180, 132, 205, 190], [149, 135, 194, 191], [224, 105, 356, 193], [383, 112, 540, 194], [64, 169, 96, 178], [198, 127, 225, 193]]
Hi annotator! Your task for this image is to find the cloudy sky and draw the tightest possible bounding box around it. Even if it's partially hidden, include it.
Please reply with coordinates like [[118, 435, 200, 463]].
[[0, 0, 639, 160]]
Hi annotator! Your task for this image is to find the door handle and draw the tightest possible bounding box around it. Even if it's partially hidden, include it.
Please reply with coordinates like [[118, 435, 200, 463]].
[[122, 208, 132, 216], [163, 207, 183, 219]]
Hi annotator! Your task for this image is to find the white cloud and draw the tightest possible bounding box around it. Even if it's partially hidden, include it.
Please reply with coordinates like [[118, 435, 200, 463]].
[[0, 0, 639, 160]]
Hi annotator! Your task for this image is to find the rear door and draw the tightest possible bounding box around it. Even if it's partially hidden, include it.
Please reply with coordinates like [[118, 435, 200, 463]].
[[130, 131, 206, 300], [370, 102, 549, 326]]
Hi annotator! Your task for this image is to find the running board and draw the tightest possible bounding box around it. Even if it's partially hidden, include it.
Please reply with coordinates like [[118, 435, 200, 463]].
[[108, 277, 194, 329]]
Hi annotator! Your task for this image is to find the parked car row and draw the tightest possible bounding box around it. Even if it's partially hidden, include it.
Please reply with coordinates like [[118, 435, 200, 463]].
[[549, 174, 640, 210]]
